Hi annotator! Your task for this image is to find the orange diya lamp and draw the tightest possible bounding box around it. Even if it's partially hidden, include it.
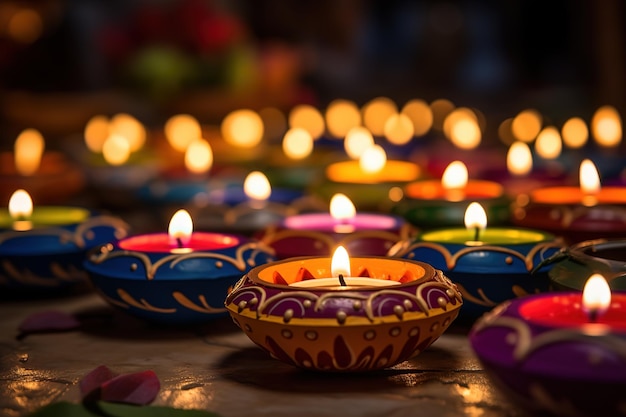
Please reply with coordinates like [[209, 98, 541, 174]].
[[513, 159, 626, 243], [393, 161, 510, 229], [0, 129, 84, 204], [225, 246, 462, 372]]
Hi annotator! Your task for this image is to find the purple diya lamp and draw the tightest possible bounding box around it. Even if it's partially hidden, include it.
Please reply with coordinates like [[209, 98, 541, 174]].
[[470, 274, 626, 417], [225, 246, 462, 372], [257, 193, 417, 259], [84, 209, 275, 324], [0, 190, 129, 291], [389, 202, 564, 321]]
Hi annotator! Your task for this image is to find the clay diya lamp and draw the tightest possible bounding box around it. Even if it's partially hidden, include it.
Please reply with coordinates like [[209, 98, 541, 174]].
[[389, 202, 563, 321], [225, 246, 462, 372], [84, 209, 275, 324], [0, 190, 129, 291], [470, 274, 626, 417]]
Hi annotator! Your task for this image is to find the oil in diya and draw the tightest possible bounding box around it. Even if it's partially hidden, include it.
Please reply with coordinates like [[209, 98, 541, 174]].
[[85, 209, 274, 324], [0, 189, 129, 290], [513, 159, 626, 244], [470, 274, 626, 417], [225, 245, 462, 372], [389, 202, 563, 321], [257, 193, 416, 258]]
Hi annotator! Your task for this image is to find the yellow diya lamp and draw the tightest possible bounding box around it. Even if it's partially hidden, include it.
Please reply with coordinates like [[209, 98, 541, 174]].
[[225, 246, 462, 372]]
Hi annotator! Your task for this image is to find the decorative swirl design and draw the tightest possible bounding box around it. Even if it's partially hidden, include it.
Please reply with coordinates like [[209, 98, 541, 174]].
[[1, 259, 88, 287]]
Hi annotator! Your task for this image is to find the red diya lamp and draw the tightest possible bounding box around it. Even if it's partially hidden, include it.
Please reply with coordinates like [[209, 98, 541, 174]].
[[257, 193, 416, 259], [513, 159, 626, 244], [85, 209, 275, 324], [0, 189, 129, 291], [225, 246, 462, 372], [393, 160, 511, 229], [470, 273, 626, 416], [0, 129, 84, 204]]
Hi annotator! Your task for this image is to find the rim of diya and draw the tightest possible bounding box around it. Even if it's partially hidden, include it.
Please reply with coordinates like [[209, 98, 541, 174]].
[[224, 256, 462, 371]]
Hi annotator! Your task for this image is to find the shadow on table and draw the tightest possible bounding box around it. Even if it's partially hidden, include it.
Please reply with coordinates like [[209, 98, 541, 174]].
[[74, 305, 241, 341], [215, 343, 466, 394]]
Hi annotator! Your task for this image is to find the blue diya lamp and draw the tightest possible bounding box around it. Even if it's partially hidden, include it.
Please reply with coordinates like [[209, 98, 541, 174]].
[[84, 228, 275, 324], [389, 226, 564, 321], [0, 193, 129, 291]]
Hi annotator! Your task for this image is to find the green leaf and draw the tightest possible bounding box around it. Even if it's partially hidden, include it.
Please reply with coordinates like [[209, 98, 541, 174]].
[[26, 401, 221, 417]]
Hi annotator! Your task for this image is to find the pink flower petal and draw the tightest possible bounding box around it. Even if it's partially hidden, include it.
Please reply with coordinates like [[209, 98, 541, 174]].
[[18, 311, 80, 338], [100, 370, 160, 405], [80, 365, 117, 397]]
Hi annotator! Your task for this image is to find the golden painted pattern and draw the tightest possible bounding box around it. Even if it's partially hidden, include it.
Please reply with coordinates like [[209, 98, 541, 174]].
[[0, 259, 88, 287]]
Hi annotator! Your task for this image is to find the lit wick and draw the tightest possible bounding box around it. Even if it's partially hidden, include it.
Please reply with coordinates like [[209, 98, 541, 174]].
[[338, 273, 347, 287], [473, 227, 480, 242], [582, 273, 611, 324], [176, 237, 184, 249]]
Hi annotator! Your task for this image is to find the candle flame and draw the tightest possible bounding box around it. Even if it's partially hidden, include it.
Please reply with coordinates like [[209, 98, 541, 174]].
[[221, 109, 264, 148], [325, 99, 361, 138], [165, 114, 202, 152], [534, 126, 562, 159], [512, 109, 542, 143], [110, 113, 146, 152], [401, 99, 433, 136], [84, 115, 110, 153], [464, 202, 487, 231], [168, 209, 193, 247], [282, 127, 313, 160], [362, 97, 397, 137], [384, 113, 414, 145], [102, 134, 131, 166], [592, 105, 622, 147], [344, 126, 374, 160], [582, 273, 611, 319], [447, 110, 481, 150], [359, 144, 386, 174], [331, 245, 351, 278], [330, 193, 356, 221], [507, 141, 533, 176], [579, 159, 600, 196], [289, 104, 325, 140], [9, 189, 33, 219], [14, 128, 44, 176], [244, 171, 271, 201], [184, 139, 213, 174], [561, 117, 588, 149], [442, 161, 468, 190]]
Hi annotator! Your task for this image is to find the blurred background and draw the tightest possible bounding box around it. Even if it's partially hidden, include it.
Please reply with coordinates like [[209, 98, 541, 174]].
[[0, 0, 623, 143]]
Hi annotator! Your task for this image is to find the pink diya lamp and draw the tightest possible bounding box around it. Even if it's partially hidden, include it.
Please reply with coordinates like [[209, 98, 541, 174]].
[[85, 209, 274, 324], [513, 159, 626, 243], [0, 128, 84, 204], [393, 160, 510, 229], [257, 193, 416, 259], [225, 245, 462, 371], [470, 273, 626, 416]]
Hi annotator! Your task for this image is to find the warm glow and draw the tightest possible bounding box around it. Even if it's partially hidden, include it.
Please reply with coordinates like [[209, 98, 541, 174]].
[[221, 109, 264, 148], [384, 113, 414, 145], [282, 127, 314, 160], [449, 117, 481, 149], [464, 202, 487, 231], [289, 104, 325, 140], [325, 99, 361, 138], [441, 161, 468, 190], [330, 193, 356, 221], [165, 114, 202, 152], [168, 209, 193, 247], [582, 273, 611, 318], [8, 189, 33, 219], [84, 115, 110, 153], [561, 117, 588, 149], [534, 126, 562, 159], [579, 159, 600, 195], [592, 105, 622, 147], [443, 108, 477, 138], [512, 109, 542, 143], [344, 126, 374, 159], [331, 245, 351, 278], [362, 97, 398, 136], [359, 144, 387, 174], [244, 171, 271, 201], [507, 142, 533, 176], [110, 113, 146, 152], [430, 98, 455, 131], [498, 118, 515, 145], [102, 134, 131, 166], [401, 99, 433, 136], [14, 128, 44, 176], [184, 139, 213, 174], [8, 8, 42, 44]]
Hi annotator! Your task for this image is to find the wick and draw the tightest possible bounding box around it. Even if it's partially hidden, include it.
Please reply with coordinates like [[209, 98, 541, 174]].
[[473, 227, 480, 242], [176, 237, 184, 249], [588, 309, 598, 324], [338, 273, 347, 287]]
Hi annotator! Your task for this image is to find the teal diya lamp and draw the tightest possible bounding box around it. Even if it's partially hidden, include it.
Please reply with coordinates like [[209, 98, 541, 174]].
[[389, 202, 564, 321]]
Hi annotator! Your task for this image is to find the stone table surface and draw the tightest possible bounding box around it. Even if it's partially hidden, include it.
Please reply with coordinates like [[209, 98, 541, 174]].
[[0, 290, 527, 417]]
